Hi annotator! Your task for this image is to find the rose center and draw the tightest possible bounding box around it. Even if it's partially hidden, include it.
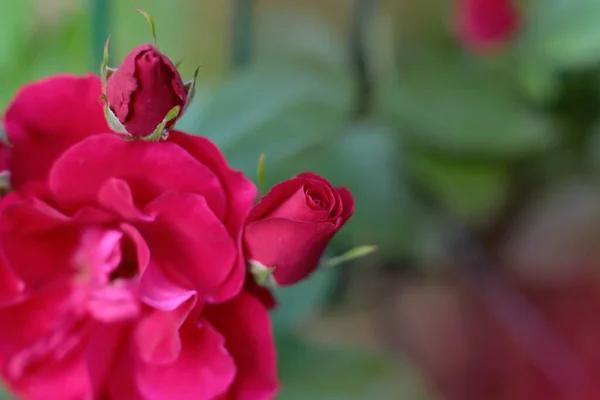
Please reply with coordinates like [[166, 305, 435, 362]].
[[109, 235, 139, 281], [306, 187, 329, 210]]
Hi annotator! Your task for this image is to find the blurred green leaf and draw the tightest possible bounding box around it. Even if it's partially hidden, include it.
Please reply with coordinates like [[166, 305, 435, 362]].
[[378, 61, 557, 158], [514, 59, 560, 104], [271, 267, 338, 330], [179, 64, 354, 176], [0, 0, 32, 68], [255, 8, 348, 72], [266, 121, 413, 257], [514, 0, 600, 101], [276, 332, 436, 400], [0, 10, 88, 109], [519, 0, 600, 69], [407, 150, 511, 225], [0, 386, 11, 400]]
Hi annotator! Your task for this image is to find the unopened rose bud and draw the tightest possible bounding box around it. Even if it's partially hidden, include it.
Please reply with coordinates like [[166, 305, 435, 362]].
[[243, 172, 354, 286], [455, 0, 520, 53], [105, 44, 187, 137]]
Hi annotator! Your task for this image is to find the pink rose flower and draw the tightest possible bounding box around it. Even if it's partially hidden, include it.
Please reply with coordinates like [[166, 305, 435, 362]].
[[455, 0, 520, 52], [0, 74, 278, 399], [243, 172, 354, 286]]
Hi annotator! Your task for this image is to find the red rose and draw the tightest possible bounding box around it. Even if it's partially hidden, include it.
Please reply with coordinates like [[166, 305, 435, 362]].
[[455, 0, 520, 52], [243, 172, 354, 286], [105, 44, 187, 137], [0, 74, 277, 399]]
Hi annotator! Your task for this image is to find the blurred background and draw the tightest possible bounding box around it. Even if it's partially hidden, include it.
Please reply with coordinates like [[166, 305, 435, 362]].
[[4, 0, 600, 398]]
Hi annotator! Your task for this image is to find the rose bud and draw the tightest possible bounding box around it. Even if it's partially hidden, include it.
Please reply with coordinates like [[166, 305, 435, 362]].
[[105, 44, 188, 137], [243, 172, 354, 286], [455, 0, 520, 52]]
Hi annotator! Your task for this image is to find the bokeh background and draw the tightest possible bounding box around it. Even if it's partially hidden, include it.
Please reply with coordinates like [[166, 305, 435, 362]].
[[4, 0, 600, 398]]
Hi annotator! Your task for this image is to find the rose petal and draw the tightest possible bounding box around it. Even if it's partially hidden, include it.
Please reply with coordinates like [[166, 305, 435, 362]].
[[0, 198, 69, 232], [119, 223, 151, 276], [296, 171, 334, 186], [3, 74, 109, 187], [98, 178, 154, 222], [0, 286, 92, 400], [244, 219, 336, 285], [73, 228, 123, 286], [246, 178, 303, 222], [139, 264, 196, 312], [76, 227, 141, 323], [244, 275, 278, 310], [168, 131, 256, 229], [267, 187, 330, 222], [0, 258, 25, 305], [0, 286, 72, 360], [136, 318, 236, 400], [86, 321, 129, 395], [134, 298, 197, 365], [104, 336, 146, 400], [0, 139, 9, 173], [0, 201, 78, 288], [140, 192, 237, 303], [169, 132, 258, 302], [205, 292, 279, 400], [49, 134, 225, 213], [335, 187, 355, 222], [87, 282, 140, 323], [5, 352, 92, 400], [213, 252, 249, 305]]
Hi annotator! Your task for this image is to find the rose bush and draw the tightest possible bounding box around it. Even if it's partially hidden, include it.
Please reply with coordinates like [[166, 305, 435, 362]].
[[0, 74, 278, 399]]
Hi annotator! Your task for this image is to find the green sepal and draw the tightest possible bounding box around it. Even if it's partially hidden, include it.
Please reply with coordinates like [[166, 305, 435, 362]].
[[100, 36, 113, 89], [136, 7, 158, 47], [322, 245, 378, 268], [0, 171, 11, 196], [257, 152, 266, 195], [141, 105, 181, 141], [182, 66, 200, 114], [249, 260, 277, 287], [0, 123, 9, 145], [101, 94, 130, 137]]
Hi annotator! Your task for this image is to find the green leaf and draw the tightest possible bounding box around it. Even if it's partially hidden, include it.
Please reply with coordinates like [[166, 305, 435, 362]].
[[518, 0, 600, 69], [0, 9, 89, 109], [255, 8, 349, 72], [179, 64, 354, 176], [0, 386, 12, 400], [407, 150, 511, 225], [0, 0, 31, 69], [276, 332, 436, 400], [378, 60, 557, 158], [512, 0, 600, 100]]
